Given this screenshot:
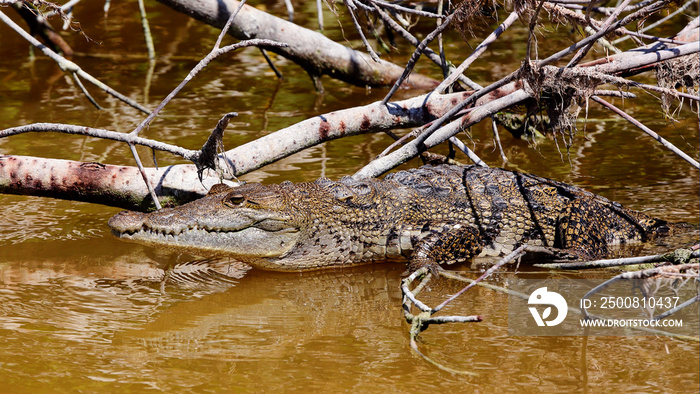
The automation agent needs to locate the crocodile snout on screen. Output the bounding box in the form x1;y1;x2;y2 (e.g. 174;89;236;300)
108;210;147;234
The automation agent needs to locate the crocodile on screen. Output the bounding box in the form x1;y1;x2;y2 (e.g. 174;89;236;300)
108;165;681;271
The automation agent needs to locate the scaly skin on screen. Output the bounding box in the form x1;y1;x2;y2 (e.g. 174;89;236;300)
108;165;677;271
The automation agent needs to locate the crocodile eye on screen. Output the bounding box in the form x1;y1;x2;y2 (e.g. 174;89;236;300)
223;193;245;207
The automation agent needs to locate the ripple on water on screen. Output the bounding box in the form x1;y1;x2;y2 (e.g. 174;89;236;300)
0;196;110;245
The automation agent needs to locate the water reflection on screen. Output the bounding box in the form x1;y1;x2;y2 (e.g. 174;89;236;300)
0;242;697;391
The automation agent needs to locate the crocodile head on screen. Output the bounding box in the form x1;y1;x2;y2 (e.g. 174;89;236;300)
108;183;305;263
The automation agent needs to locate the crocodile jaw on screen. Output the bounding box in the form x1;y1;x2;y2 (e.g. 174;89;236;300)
108;210;301;258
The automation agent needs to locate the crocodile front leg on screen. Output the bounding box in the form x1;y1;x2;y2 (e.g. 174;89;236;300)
408;223;483;272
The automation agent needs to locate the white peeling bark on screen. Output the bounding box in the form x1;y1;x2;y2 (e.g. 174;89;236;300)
0;91;477;209
156;0;439;89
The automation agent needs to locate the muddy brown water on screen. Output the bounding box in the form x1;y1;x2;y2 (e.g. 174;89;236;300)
0;1;698;392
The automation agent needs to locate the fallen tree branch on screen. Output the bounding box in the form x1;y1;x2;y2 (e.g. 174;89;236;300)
354;82;527;178
155;0;438;89
0;90;480;208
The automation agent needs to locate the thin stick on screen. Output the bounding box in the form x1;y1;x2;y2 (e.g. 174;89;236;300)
214;0;246;50
0;10;150;114
130;37;286;136
436;0;447;78
70;73;102;110
137;0;156;60
345;0;380;62
370;0;442;18
567;0;633;67
448;136;488;167
260;48;283;79
535;249;699;269
0;123;199;159
491;119;508;163
283;0;294;21
612;0;696;45
372;5;479;89
316;0;324;32
401;269;433;313
436;11;519;93
432;245;531;313
592;96;700;169
129;144;161;209
381;11;457;105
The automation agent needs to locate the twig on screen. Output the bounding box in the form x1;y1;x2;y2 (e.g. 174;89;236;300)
612;0;696;45
283;0;294;22
260;48;283;79
448;136;488;167
129;39;285;137
381;11;457;105
70;73;102;110
567;0;633;67
535;248;699;269
137;0;156;60
432;245;532;313
345;0;380;62
372;4;479;89
592;90;636;98
525;0;547;62
129;144;161;209
316;0;324;32
0;9;150;114
0;123;199;159
553;0;657;15
401;268;433;313
436;11;519;93
436;0;447;78
491;119;508;163
369;0;443;18
591;96;700;169
539;0;671;67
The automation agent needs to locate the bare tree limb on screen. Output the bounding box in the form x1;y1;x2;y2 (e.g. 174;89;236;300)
155;0;438;89
0;91;479;208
